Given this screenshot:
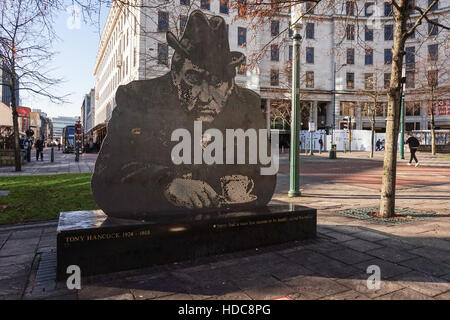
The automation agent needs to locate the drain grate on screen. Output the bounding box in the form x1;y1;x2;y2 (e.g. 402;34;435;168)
336;207;433;225
33;250;57;294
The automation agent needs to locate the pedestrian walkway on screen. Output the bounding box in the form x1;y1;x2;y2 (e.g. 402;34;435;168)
0;209;448;300
0;148;96;176
0;149;448;300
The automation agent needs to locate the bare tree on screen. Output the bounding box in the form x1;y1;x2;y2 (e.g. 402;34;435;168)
379;0;449;217
0;0;71;171
415;40;449;155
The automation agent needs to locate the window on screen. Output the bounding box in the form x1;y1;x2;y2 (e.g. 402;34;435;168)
180;15;187;31
384;25;393;40
346;25;355;40
406;23;415;38
238;27;247;46
201;0;210;10
306;47;314;64
384;2;393;16
158;43;168;65
406;102;421;116
180;0;190;5
220;0;229;14
158;12;169;32
365;48;373;65
384;49;392;64
365;26;373;41
384;73;391;88
347;48;355;64
289;45;293;61
361;102;383;117
305;1;314;13
346;1;355;16
427;70;438;87
271;21;280;37
428;20;438;35
429;0;438;11
409;0;416;14
288;27;294;38
406;71;415;88
271;45;279;61
270;69;279;86
428;44;438;61
346;72;355;89
365;2;374;16
405;46;415;70
306;71;314;88
365;73;374;90
340;101;356;116
306;23;314;39
237;57;247;75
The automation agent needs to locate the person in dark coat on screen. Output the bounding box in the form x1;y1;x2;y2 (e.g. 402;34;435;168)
91;11;277;220
35;138;44;161
405;133;420;166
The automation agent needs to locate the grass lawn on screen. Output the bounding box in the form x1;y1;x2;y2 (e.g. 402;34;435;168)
0;173;98;225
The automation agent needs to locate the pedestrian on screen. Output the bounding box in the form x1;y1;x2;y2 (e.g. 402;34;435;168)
319;138;323;151
23;138;28;160
26;138;32;162
375;139;381;151
405;133;420;167
58;140;61;151
35;138;44;161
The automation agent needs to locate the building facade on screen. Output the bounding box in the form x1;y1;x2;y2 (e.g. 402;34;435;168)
52;116;78;140
93;0;450;145
0;62;20;107
284;0;450;134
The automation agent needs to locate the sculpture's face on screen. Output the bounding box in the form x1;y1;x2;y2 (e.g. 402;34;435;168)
173;59;233;122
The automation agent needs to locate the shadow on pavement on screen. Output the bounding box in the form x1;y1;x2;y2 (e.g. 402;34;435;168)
70;224;450;300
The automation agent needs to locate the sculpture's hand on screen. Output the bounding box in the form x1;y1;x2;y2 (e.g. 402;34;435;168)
164;178;220;209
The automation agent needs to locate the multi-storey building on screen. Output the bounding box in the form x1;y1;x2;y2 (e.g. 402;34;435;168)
52;116;78;140
81;89;95;134
93;0;449;146
0;62;20;107
285;0;449;134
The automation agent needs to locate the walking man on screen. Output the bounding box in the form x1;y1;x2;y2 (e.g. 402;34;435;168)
35;138;44;161
405;133;420;167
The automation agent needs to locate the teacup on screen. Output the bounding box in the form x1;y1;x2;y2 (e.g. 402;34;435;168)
220;175;256;204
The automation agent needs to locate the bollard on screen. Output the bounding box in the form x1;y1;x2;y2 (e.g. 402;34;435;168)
51;147;54;162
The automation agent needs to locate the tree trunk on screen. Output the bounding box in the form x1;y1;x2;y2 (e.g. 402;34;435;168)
379;1;408;218
11;88;22;172
10;44;21;172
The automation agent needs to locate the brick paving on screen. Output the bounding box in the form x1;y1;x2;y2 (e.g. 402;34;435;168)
0;149;449;300
0;148;96;176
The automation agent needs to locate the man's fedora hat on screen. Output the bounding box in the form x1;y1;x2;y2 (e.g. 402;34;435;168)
167;10;245;80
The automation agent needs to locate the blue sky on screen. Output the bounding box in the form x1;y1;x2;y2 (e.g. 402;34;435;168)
21;4;108;118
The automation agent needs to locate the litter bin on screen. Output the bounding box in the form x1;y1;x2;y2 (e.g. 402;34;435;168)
329;144;337;159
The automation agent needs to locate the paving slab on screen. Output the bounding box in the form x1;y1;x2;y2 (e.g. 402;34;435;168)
399;257;450;277
376;288;434;300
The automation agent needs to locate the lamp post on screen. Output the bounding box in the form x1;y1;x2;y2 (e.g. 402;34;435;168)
288;32;302;198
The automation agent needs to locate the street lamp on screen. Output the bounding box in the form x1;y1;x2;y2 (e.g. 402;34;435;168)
288;31;302;198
